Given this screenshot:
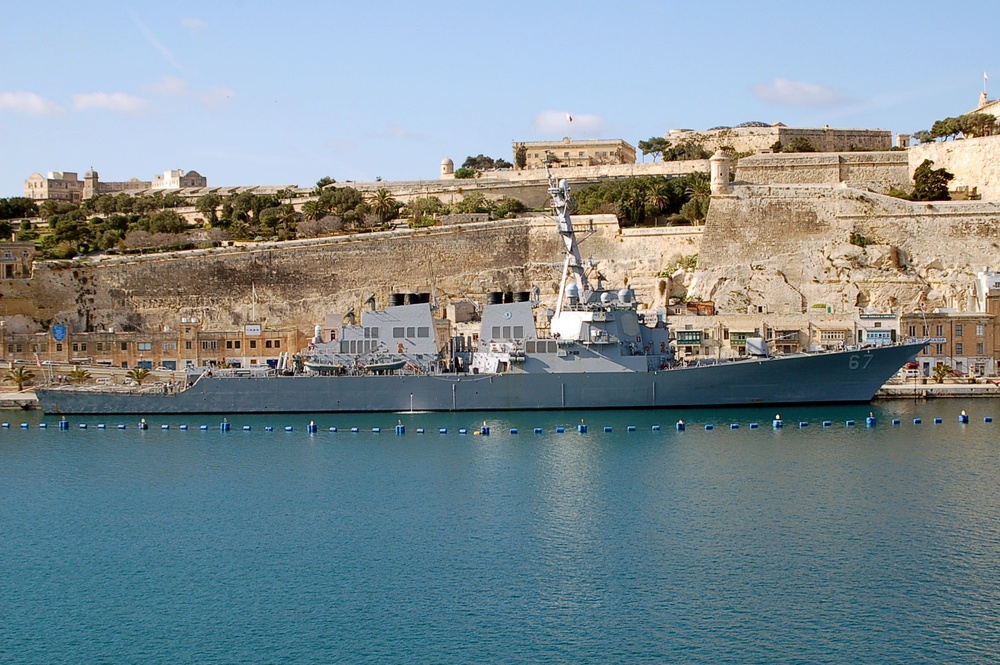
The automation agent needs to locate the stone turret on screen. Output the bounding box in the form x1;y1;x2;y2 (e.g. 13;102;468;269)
709;150;733;195
440;157;455;180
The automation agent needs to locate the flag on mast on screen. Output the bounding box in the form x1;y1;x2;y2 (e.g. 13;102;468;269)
566;113;573;123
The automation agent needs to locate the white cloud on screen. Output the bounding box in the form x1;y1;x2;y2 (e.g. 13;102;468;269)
181;17;207;32
750;78;850;107
146;75;190;96
532;110;607;134
0;91;63;116
72;92;149;113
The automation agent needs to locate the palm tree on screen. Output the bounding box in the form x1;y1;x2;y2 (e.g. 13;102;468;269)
4;366;36;391
67;367;92;384
126;367;151;386
367;188;397;224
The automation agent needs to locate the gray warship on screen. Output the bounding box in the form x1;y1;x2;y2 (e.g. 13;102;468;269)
37;172;926;415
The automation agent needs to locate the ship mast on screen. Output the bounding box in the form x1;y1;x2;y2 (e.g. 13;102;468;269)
547;167;589;316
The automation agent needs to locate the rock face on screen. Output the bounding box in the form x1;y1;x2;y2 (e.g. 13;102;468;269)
695;184;1000;314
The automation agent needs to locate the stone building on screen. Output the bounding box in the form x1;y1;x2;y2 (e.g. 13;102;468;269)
666;123;892;155
23;171;84;203
82;168;150;199
0;242;35;279
515;138;636;170
152;169;207;190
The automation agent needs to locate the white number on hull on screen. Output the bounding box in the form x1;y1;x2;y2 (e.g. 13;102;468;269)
848;354;873;370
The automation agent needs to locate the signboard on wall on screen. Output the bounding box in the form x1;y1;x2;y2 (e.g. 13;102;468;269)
245;324;262;337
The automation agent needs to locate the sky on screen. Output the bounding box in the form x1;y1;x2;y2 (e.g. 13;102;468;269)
0;0;996;198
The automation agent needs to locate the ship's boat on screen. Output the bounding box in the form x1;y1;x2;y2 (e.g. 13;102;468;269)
36;170;926;415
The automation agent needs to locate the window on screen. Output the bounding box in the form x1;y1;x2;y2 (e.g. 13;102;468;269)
265;340;272;349
56;343;62;352
977;342;985;355
502;326;511;339
908;325;916;337
513;326;524;338
406;327;415;338
936;344;944;354
956;324;963;336
97;342;104;352
273;340;280;348
202;341;217;351
121;342;128;351
137;342;152;352
370;327;379;339
955;343;964;355
249;340;257;349
185;341;192;350
417;327;429;338
393;327;404;338
72;343;79;352
492;326;501;339
936;325;943;336
977;325;985;337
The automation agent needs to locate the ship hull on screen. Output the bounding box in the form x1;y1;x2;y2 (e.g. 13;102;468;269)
36;343;924;415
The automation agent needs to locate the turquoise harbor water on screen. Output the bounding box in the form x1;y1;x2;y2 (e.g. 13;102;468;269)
2;399;1000;664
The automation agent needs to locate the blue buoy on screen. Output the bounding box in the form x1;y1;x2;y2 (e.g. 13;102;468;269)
799;421;808;428
286;426;294;432
308;421;318;433
79;423;87;429
651;425;661;431
959;411;969;424
39;423;47;429
933;417;942;424
845;420;856;427
97;424;106;429
351;427;359;433
892;419;900;425
604;426;613;432
822;421;832;427
200;425;208;430
704;424;714;430
265;426;273;432
139;419;148;430
416;428;425;434
481;425;491;436
866;417;876;428
772;419;783;429
395;424;405;435
730;423;739;430
676;421;686;431
118;424;127;429
220;422;230;431
627;425;636;432
749;422;759;429
913;418;922;424
372;427;380;433
1;422;8;428
160;424;169;430
509;428;518;434
985;416;993;423
459;428;467;435
20;423;28;429
577;424;586;433
534;428;543;434
243;425;251;431
179;425;188;430
59;420;69;430
329;427;337;432
439;428;447;434
556;427;565;433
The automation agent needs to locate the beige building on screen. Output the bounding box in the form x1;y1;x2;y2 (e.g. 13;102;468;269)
515;138;636;170
24;171;84;203
666;123;892;155
82;168;150;199
152;169;207;190
0;242;35;279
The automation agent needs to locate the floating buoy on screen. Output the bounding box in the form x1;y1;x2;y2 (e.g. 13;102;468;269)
676;420;686;432
39;423;47;429
627;425;636;432
1;422;8;428
845;420;856;427
439;428;447;434
651;425;661;431
161;424;170;430
416;428;425;434
985;416;993;423
913;418;922;425
933;417;942;424
459;428;467;435
749;422;759;429
59;420;69;430
799;421;808;428
329;427;337;432
822;421;832;428
604;426;613;432
200;425;208;430
79;423;87;429
243;425;252;431
97;424;106;429
534;428;543;434
220;421;230;431
704;424;714;430
959;410;969;424
509;428;518;434
265;426;273;432
556;427;565;433
395;424;405;435
20;423;28;429
179;425;188;430
729;423;739;430
118;424;127;430
286;426;294;432
892;419;900;425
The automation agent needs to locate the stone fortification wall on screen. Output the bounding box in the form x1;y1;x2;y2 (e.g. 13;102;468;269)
8;216;703;335
908;135;1000;201
696;184;1000;315
669;126;891;154
736;152;910;192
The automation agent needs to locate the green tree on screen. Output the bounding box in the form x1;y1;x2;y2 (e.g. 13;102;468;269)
784;137;817;153
367;188;398;223
932;363;953;384
196;193;222;226
0;197;38;220
911;130;932;144
4;366;35;391
314;176;336;195
67;367;92;384
514;143;527;170
638;136;671;161
912;159;953;201
126;367;151;386
454;167;476;179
